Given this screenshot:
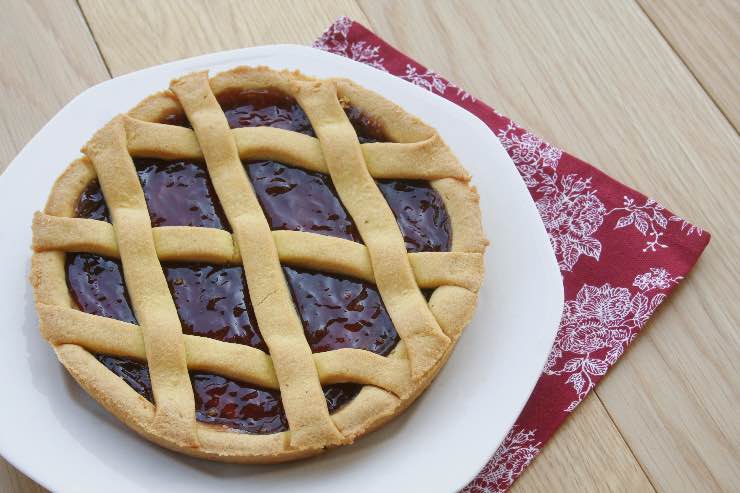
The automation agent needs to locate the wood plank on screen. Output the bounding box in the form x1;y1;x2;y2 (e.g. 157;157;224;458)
0;0;109;170
638;0;740;129
512;394;655;492
78;0;369;75
599;313;740;492
359;0;740;491
0;459;45;493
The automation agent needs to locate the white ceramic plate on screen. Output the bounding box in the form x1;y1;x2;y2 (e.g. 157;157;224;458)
0;45;562;493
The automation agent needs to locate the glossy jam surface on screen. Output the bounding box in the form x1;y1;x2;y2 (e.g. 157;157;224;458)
77;180;110;222
284;267;399;355
164;264;265;351
66;91;454;432
72;167;282;432
66;252;289;433
97;356;153;401
285;266;400;411
67;253;136;324
192;373;288;433
137;159;229;229
324;383;363;413
220;90;450;250
343;104;451;252
219;89;360;243
76;159;228;230
377;180;451;252
247;160;361;242
344;106;387;144
219;89;315;136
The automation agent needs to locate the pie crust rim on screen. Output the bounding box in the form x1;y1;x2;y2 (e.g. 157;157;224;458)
30;66;487;462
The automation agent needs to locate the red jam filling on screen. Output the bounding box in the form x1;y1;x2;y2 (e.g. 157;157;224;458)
76;181;109;222
97;356;153;402
192;373;288;433
76;159;229;230
283;266;400;410
67;90;450;432
66;252;290;433
247;160;361;242
220;89;315;136
164;264;265;351
376;180;451;252
217;88;451;250
67;253;136;324
137;159;229;229
344;106;387;144
284;267;398;355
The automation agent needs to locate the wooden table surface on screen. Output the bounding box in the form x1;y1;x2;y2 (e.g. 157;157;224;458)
2;1;738;491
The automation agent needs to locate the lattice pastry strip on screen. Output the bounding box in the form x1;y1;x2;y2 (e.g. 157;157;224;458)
30;66;487;462
33;214;484;291
37;304;413;396
171;71;344;448
83;118;198;447
294;80;451;379
123;116;469;180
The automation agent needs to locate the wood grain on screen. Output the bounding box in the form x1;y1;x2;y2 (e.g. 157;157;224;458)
360;1;740;491
1;0;739;491
0;0;108;169
0;459;45;493
512;394;655;492
638;0;740;130
78;0;369;75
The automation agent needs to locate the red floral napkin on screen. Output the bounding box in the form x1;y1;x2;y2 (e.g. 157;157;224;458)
314;17;710;492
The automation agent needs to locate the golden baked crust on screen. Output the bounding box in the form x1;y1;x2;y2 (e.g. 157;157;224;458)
30;66;488;462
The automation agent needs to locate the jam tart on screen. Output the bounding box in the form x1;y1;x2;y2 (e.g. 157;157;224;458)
30;66;487;462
